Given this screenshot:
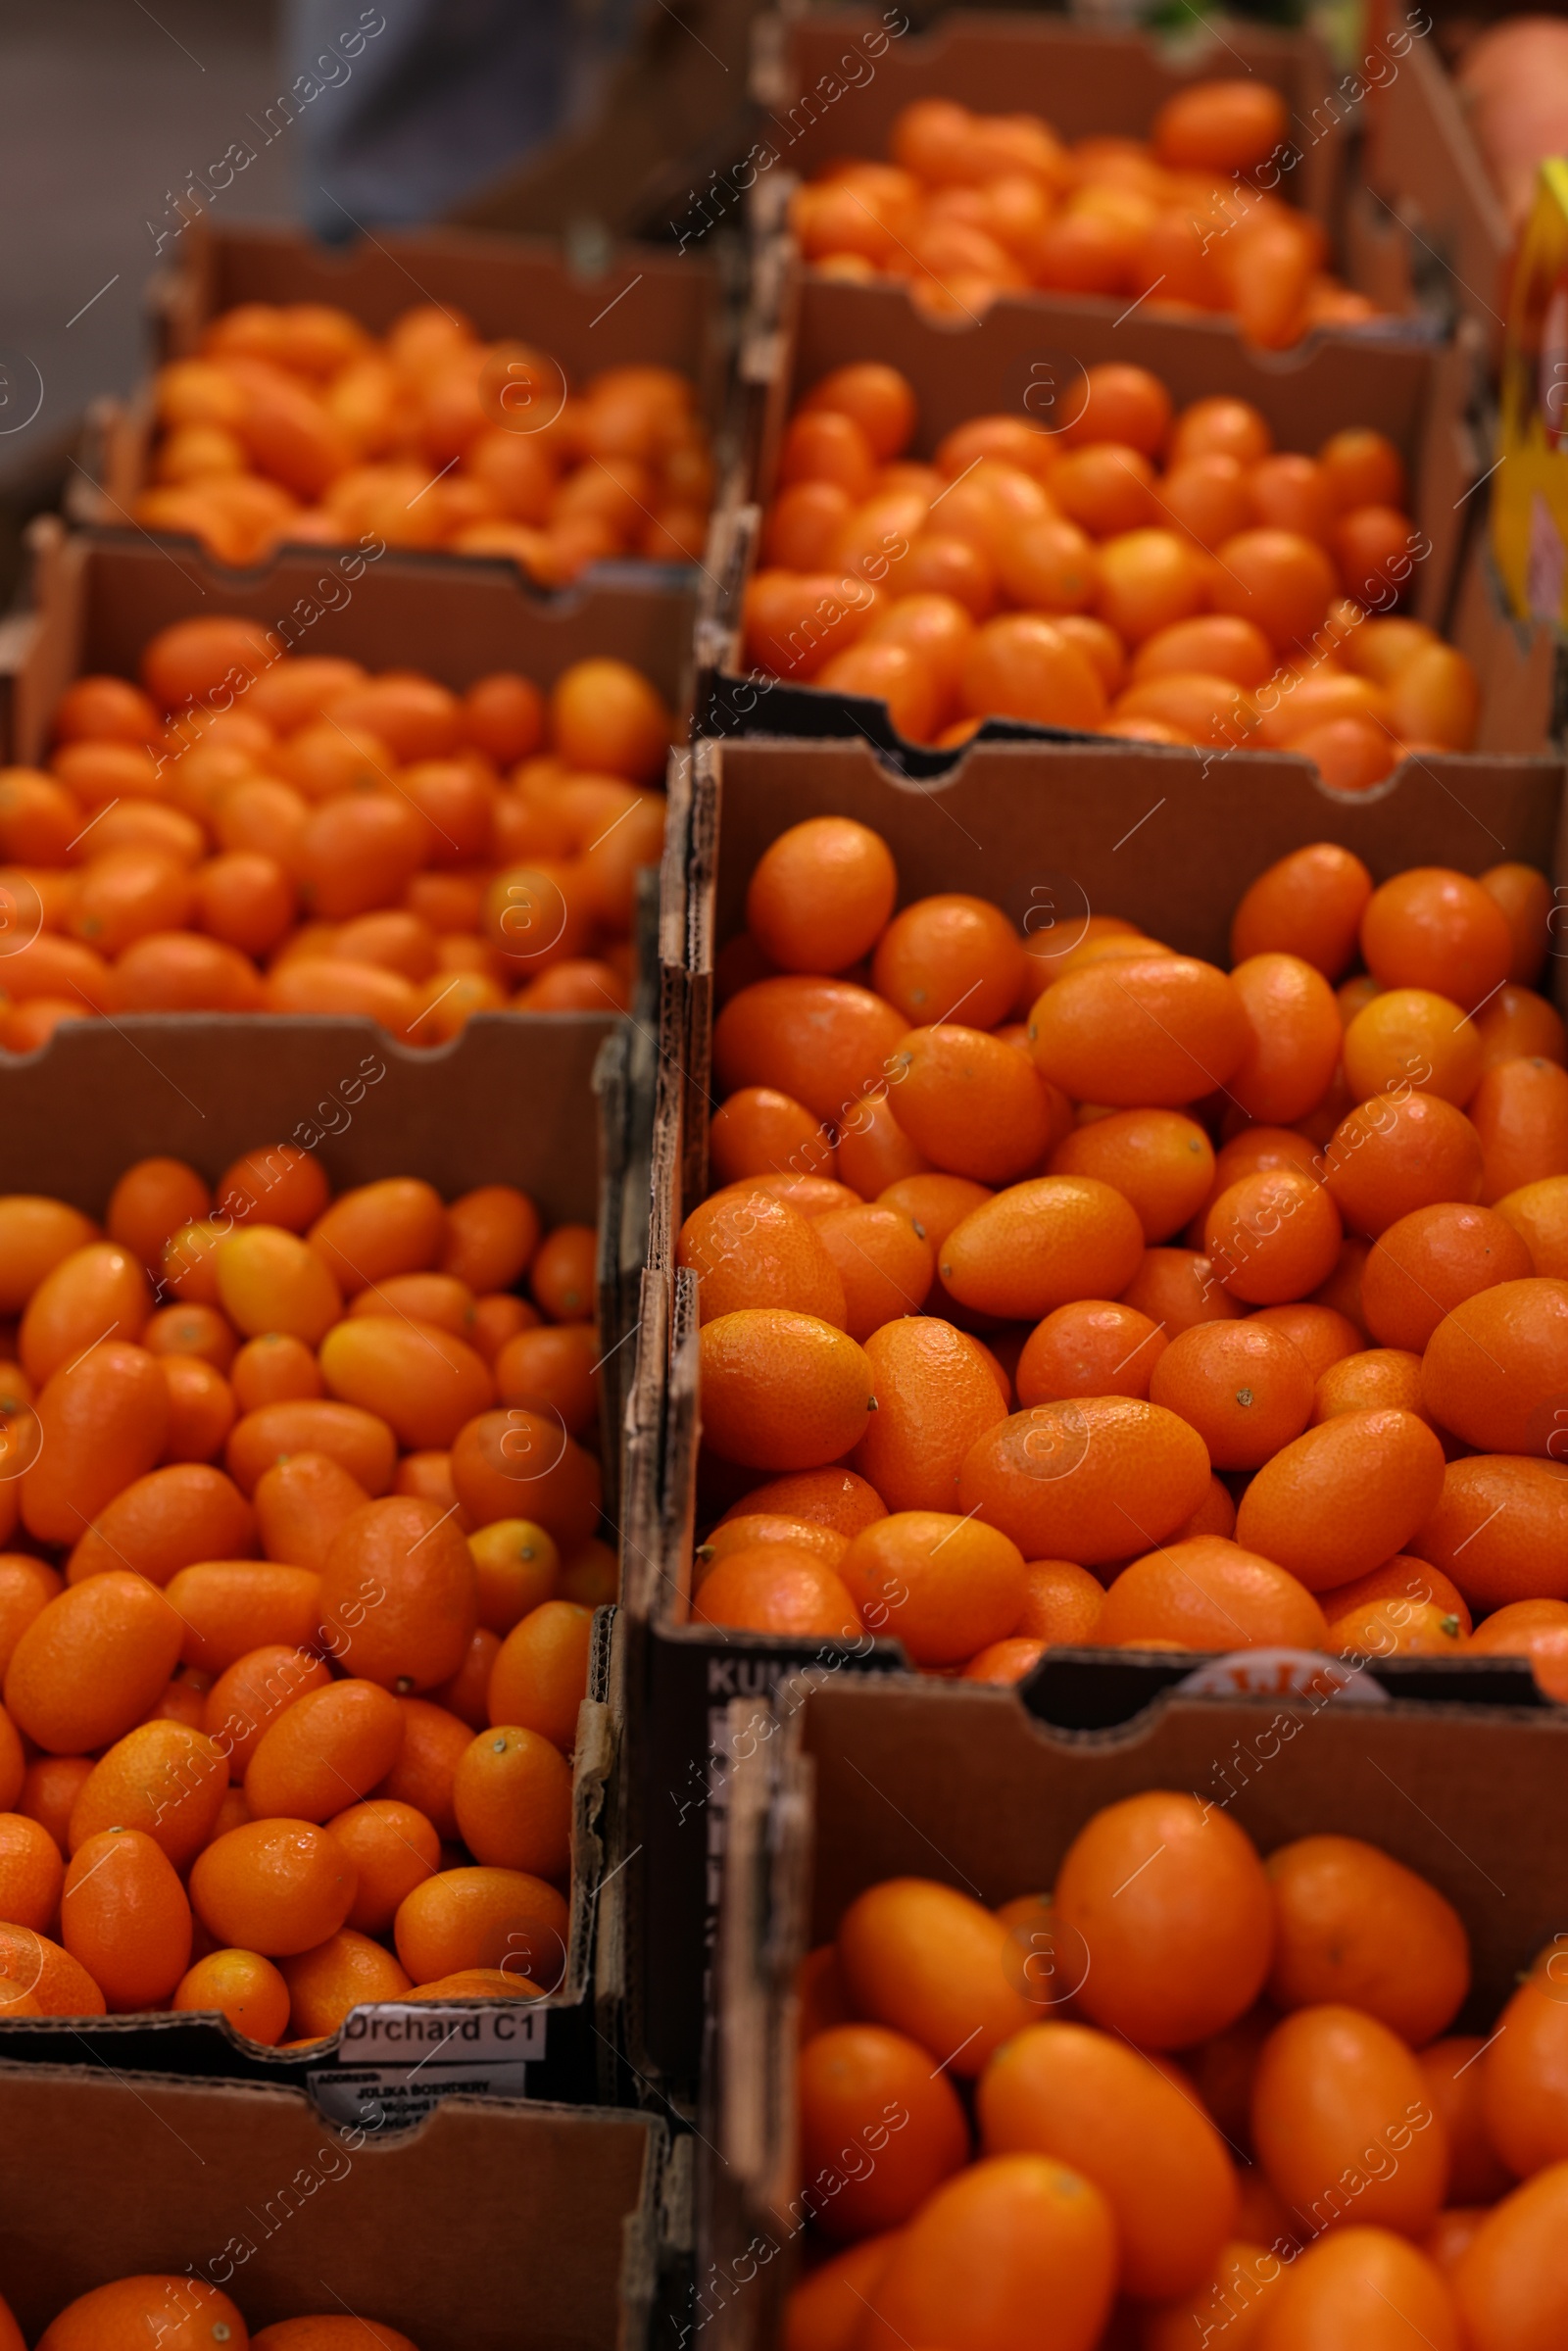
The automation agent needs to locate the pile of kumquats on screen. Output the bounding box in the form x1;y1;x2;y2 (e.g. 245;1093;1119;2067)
743;360;1475;785
2;2280;420;2350
684;817;1568;1693
0;615;672;1051
791;86;1382;347
0;1144;612;2034
135;298;713;577
786;1796;1568;2348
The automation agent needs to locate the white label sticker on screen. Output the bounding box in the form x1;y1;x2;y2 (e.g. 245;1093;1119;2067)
308;2005;547;2128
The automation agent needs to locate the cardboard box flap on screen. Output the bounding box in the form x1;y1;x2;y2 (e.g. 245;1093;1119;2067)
0;2065;664;2351
10;520;697;765
762;7;1345;223
704;734;1563;971
796;1678;1568;2025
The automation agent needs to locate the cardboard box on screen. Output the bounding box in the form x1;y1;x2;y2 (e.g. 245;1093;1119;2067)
704;1673;1568;2350
1363;13;1514;357
618;724;1565;2093
0;553;650;2090
0;2062;671;2349
69;217;730;584
701;214;1484;757
753;8;1348;238
0;517;675;1497
0;994;632;2104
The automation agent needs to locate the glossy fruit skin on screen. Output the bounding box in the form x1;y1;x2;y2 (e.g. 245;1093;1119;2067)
189;1818;358;1956
958;1396;1210;1565
699;1310;876;1471
67;1459;256;1588
1251;2006;1449;2240
1203;1168;1343;1305
852;1316;1006;1511
679;1188;848;1327
452;1723;572;1878
318;1314;494;1448
326;1798;441;1935
61;1826;192;2010
280;1925;412;2037
714;976;907;1126
1422;1279;1568;1454
37;2276;251;2351
317;1494;477;1693
486;1599;593;1752
692;1544;862;1638
1030;955;1248;1106
1481;1972;1568;2177
226;1399;397;1497
1453;2161;1568;2351
858;2152;1117;2351
1410;1456;1568;1609
1015;1299;1168;1405
978;2020;1239;2297
1419;2037;1515;2206
800;2022;971;2239
245;1678;406;1822
1149;1320;1314;1468
889;1023;1054;1183
21;1341;169;1545
68;1718;227;1866
939;1177;1145;1320
1049;1108;1215;1243
1266;1836;1471;2045
746;816;899;973
4;1571;183;1753
392;1863;569;1987
838;1878;1033;2077
1362;1203;1534;1351
1097;1537;1330;1652
838;1511;1026;1665
449;1407;601;1551
172;1945;292;2045
1054;1789;1272;2048
1234;1408;1447;1591
1323;1091;1485;1237
1260;2227;1461;2351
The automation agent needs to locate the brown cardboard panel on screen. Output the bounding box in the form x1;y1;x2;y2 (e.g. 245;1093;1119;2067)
701;1675;1568;2351
766;270;1438;498
161;220;726;395
0;2066;662;2350
760;8;1346;225
9;520;697;767
0;1010;612;1223
705;733;1562;973
1365;27;1513;355
799;1679;1568;2021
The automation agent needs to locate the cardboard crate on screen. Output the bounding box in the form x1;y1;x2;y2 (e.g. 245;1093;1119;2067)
1361;14;1514;359
617;723;1566;2094
70;217;732;589
0;538;656;2093
701;233;1481;759
703;1672;1568;2350
0;992;637;2107
0;518;680;1483
0;2062;673;2349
